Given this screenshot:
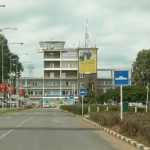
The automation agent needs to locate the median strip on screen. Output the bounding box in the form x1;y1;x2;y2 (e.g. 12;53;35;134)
82;117;150;150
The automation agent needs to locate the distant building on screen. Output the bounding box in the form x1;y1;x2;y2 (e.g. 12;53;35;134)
0;40;131;104
18;41;98;104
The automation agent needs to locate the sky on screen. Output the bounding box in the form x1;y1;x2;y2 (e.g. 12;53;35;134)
0;0;150;77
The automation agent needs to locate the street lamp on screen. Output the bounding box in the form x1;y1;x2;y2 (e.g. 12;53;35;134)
146;83;149;112
9;57;15;85
1;42;23;82
0;28;17;32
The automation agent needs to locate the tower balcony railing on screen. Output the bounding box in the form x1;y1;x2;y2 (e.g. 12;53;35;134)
44;67;78;71
44;76;78;79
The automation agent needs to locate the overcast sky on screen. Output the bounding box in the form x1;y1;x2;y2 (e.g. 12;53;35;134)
0;0;150;77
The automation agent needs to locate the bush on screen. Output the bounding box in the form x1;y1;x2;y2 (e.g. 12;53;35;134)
24;105;33;109
60;104;150;146
89;112;150;146
120;113;150;136
60;104;88;115
139;125;150;145
129;106;145;112
90;112;120;127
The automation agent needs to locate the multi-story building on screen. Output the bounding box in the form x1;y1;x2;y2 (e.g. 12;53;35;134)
0;40;132;106
18;41;98;104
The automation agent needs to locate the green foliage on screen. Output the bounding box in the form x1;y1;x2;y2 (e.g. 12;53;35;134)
96;85;147;103
123;86;147;102
128;106;145;112
85;77;96;103
24;105;33;109
60;104;88;115
60;104;124;116
132;49;150;86
96;87;120;104
0;34;23;82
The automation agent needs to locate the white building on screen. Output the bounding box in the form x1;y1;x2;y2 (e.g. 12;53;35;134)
18;41;98;104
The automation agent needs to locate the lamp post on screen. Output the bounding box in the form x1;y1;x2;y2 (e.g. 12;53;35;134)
0;28;17;33
146;82;149;112
9;57;15;85
1;42;23;82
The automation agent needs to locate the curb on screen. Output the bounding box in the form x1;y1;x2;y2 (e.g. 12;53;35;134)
82;117;150;150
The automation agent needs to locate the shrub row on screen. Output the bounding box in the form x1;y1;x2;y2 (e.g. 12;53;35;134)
60;104;150;146
60;104;150;115
90;112;120;127
0;105;34;114
0;108;23;114
90;112;150;146
60;104;88;115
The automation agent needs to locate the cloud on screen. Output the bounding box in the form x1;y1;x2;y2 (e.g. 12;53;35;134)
0;0;150;77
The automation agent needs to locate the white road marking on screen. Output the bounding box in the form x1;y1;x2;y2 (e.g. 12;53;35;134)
0;116;34;139
5;117;11;119
0;130;13;139
16;116;34;127
53;120;63;123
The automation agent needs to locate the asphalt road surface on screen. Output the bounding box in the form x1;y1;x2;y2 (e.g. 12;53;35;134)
0;108;137;150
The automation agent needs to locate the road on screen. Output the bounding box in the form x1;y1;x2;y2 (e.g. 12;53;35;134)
0;108;137;150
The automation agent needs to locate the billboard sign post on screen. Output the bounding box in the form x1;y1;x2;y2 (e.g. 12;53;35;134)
114;70;129;121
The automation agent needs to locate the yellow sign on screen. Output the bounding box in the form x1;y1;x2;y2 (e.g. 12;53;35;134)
79;49;96;73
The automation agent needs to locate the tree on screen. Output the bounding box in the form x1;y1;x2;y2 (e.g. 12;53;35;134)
96;86;147;103
85;77;96;103
0;34;24;83
132;49;150;86
96;87;120;104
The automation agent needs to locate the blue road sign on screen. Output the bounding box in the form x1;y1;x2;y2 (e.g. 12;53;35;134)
80;87;87;96
69;94;74;99
114;70;129;85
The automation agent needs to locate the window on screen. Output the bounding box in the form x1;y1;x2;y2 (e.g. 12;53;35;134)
80;73;85;78
62;73;66;78
66;81;69;86
50;72;54;78
50;63;54;68
62;91;65;95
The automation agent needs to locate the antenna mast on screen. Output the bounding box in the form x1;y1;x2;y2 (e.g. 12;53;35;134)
85;19;89;48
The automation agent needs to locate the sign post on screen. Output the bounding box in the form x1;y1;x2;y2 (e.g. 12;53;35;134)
82;95;84;116
80;87;87;116
114;70;129;121
120;85;123;121
146;83;149;113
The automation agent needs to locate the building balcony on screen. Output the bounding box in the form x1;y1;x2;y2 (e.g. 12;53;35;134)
44;58;60;61
61;59;78;61
44;68;60;71
61;68;78;70
61;76;78;79
44;67;78;70
43;76;78;79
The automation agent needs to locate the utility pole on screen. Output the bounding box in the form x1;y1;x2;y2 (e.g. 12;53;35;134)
146;82;149;112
